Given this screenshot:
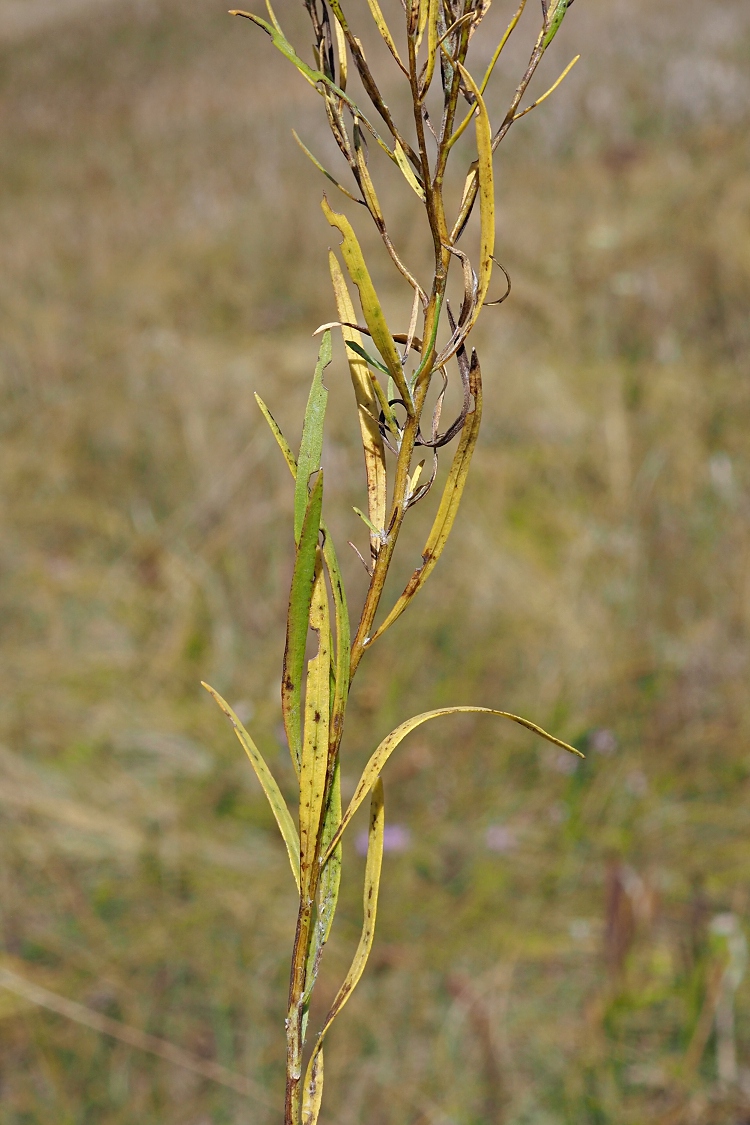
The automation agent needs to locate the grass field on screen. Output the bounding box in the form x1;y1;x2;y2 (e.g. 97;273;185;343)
1;1;750;1121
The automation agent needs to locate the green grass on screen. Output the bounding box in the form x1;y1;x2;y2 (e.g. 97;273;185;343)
1;0;750;1121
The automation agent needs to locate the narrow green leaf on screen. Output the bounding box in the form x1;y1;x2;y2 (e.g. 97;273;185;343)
323;710;580;863
353;507;381;537
345;340;390;376
543;0;571;48
299;556;331;882
304;780;384;1089
295;332;331;545
254;394;351;734
283;472;324;776
202;683;301;890
322;196;413;411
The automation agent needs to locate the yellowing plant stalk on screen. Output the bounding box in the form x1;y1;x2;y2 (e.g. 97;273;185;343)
206;1;581;1121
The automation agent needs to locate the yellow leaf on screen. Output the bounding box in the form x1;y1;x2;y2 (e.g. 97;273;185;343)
302;1049;324;1125
324;710;580;863
394;141;426;202
202;684;301;890
299;554;331;884
329;253;387;545
322;196;413;411
457;64;494;314
369;350;482;641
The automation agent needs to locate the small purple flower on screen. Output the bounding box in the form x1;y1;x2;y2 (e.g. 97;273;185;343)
356;824;411;856
485;824;517;854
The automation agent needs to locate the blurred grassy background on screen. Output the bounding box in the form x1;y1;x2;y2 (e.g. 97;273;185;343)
1;0;750;1121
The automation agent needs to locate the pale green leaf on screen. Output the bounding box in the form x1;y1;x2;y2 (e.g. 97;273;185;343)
254;394;297;478
345;340;390;376
304;780;384;1088
295;332;331;545
283;472;324;776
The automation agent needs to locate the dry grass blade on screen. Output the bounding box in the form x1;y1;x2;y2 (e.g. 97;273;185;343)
0;967;273;1106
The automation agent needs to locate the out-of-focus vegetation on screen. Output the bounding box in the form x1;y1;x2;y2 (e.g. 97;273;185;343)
1;0;750;1121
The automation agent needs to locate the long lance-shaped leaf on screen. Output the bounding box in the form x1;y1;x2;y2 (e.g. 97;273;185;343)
369;350;482;645
254;396;351;738
323;712;580;864
304;780;384;1101
420;0;440;98
543;0;572;48
329;252;386;545
283;472;324;777
299;555;331;884
395;140;426;201
295;332;332;544
302;763;342;1047
353;122;385;228
292;131;362;204
202;684;300;890
456;64;494;318
254;393;297;476
322;196;413;411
